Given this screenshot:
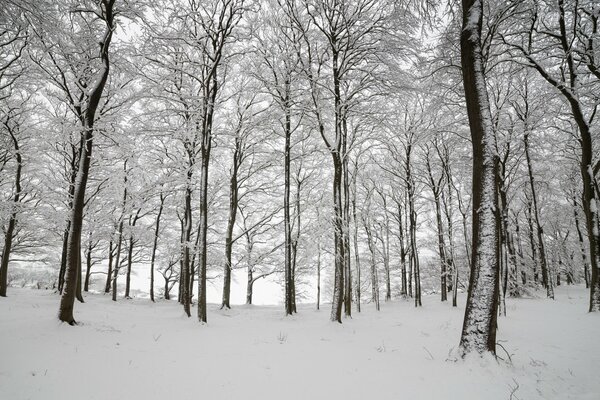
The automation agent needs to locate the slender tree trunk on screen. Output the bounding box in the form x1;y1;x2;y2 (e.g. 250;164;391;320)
458;0;501;355
524;131;553;299
0;129;22;297
342;122;352;316
364;218;379;311
149;193;165;302
515;217;527;285
352;195;361;312
222;135;241;309
316;241;321;310
111;219;124;302
396;201;408;298
407;152;421;307
526;197;539;283
105;239;114;293
434;195;447;302
83;234;93;292
283;94;294;316
573;194;590;288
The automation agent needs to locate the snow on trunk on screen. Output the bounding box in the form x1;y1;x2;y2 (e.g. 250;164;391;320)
458;0;500;355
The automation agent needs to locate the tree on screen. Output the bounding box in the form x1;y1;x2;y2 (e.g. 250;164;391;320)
458;0;501;355
58;0;116;325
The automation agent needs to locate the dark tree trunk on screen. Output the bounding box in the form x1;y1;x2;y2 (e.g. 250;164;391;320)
363;217;379;311
0;128;22;297
573;194;590;288
83;234;93;292
111;161;128;302
58;144;78;294
181;180;193;316
406;144;421;307
316;241;321;310
458;0;500;355
111;218;124;302
331;156;345;322
58;1;114;324
283;102;293;316
222;134;241;309
104;239;114;293
396;201;408;298
352;190;361;312
524;130;553;298
150;193;165;302
526;197;539;283
124;209;142;299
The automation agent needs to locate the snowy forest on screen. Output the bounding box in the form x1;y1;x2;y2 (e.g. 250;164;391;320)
1;0;599;399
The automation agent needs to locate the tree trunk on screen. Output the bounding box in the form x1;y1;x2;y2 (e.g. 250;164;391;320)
149;193;165;302
514;217;528;285
197;151;210;323
181;182;192;316
396;201;408;298
526;197;539;283
316;241;321;310
111;218;124;302
330;156;345;322
352;195;361;312
222;135;241;309
363;218;379;311
458;0;500;355
58;144;78;294
524;130;554;298
573;194;590;288
83;234;93;292
58;0;114;324
105;239;114;293
0;128;22;297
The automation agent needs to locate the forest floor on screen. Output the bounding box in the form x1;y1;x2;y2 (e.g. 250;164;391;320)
0;285;598;400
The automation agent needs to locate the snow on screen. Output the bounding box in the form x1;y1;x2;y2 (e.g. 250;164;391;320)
1;286;599;400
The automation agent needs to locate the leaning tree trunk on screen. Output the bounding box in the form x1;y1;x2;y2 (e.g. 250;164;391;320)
58;0;114;324
0;128;22;297
458;0;501;355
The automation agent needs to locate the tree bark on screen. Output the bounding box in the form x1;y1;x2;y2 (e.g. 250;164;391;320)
0;126;22;297
524;130;554;298
458;0;500;355
149;193;165;302
104;239;114;293
58;0;114;324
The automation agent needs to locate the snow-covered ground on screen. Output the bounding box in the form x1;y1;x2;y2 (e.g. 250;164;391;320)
1;285;598;400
